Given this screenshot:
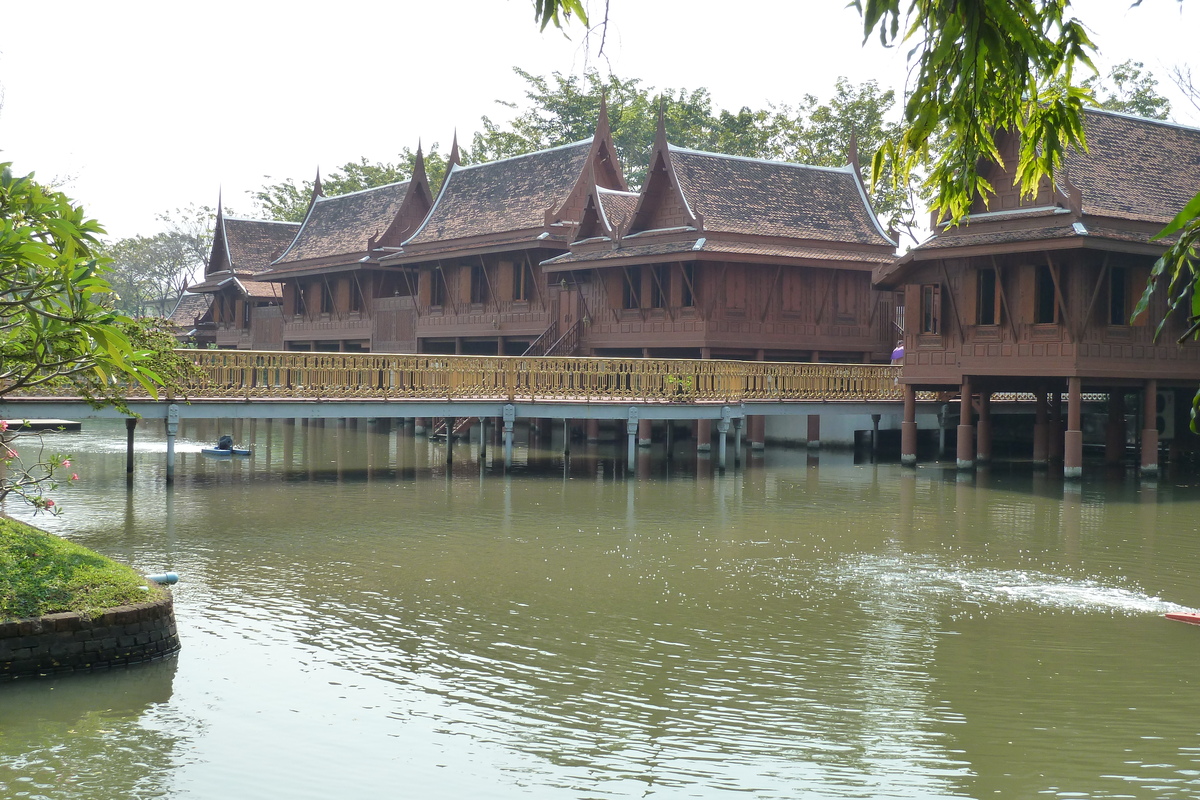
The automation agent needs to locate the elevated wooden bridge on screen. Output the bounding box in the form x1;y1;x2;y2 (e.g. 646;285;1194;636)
1;350;929;479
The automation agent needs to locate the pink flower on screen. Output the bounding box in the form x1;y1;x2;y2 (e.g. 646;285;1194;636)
0;420;7;431
61;459;70;467
70;473;79;481
44;499;54;508
5;449;16;459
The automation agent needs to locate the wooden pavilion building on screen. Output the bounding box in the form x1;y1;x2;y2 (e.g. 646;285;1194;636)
377;107;628;356
540;111;898;445
874;108;1200;475
261;156;434;352
187;203;300;349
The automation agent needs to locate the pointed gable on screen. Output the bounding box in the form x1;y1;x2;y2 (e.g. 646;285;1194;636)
546;96;630;229
575;186;639;243
202;199;300;281
373;145;435;250
626;106;701;236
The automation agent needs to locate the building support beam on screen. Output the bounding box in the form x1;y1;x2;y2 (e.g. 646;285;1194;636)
956;377;975;470
626;407;638;474
1142;380;1159;477
977;392;993;464
807;415;820;450
1064;378;1083;479
1105;392;1125;465
1033;391;1049;464
901;384;917;466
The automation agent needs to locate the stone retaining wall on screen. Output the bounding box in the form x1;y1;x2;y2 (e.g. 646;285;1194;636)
0;594;180;680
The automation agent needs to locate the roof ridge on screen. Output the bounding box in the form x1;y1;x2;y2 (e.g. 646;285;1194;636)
597;186;639;197
224;216;301;226
313;179;412;202
450;137;593;173
1083;106;1200;135
667;144;856;174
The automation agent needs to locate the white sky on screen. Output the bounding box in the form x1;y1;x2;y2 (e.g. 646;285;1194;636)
1;0;1196;240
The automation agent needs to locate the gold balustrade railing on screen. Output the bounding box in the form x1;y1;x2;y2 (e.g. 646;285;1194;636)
172;350;906;403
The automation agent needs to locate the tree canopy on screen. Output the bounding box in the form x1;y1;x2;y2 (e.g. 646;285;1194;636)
1082;59;1171;120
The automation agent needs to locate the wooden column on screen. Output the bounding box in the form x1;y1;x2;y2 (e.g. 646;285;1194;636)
1064;377;1083;479
976;392;993;464
1105;392;1126;464
1049;390;1064;462
1033;391;1049;464
901;384;918;466
637;418;652;448
956;377;975;470
749;415;765;451
806;415;820;450
1141;379;1159;476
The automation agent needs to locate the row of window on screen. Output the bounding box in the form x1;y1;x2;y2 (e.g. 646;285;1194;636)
919;265;1139;334
429;260;536;307
621;264;696;310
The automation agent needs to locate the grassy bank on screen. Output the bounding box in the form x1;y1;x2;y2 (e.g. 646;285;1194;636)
0;517;164;621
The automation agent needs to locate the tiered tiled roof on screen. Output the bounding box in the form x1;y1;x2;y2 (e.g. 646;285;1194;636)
1065;109;1200;224
191;212;299;293
545;133;895;270
400;140;594;254
876;109;1200;286
272;180;411;267
667;148;894;245
167;292;211;328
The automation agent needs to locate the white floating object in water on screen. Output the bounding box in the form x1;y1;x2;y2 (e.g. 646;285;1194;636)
146;572;179;585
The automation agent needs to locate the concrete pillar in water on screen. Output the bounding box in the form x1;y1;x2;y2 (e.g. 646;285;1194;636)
479;417;488;459
956;377;975;470
444;417;455;465
414;417;427;436
165;404;179;485
717;410;730;472
125;418;137;474
732;416;743;468
976;392;993;464
871;413;882;459
901;384;918;466
626;407;638;475
1033;391;1049;464
637;418;652;448
1064;377;1084;479
503;405;515;469
1141;379;1159;476
1105;392;1126;464
586;418;600;443
806;415;820;450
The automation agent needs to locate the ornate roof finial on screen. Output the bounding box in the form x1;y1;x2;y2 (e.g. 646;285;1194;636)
312;168;325;201
597;91;611;140
655;96;668;147
847;127;861;177
447;130;462;168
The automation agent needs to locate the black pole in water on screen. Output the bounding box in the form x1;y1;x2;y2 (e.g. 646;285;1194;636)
125;418;137;474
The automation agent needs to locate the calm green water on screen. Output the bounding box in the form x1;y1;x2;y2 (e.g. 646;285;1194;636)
3;419;1200;799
